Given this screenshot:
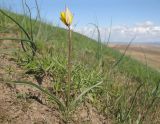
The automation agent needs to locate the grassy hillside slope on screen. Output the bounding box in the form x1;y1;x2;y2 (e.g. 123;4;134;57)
0;10;160;123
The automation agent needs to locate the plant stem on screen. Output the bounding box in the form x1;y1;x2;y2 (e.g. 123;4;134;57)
67;26;72;107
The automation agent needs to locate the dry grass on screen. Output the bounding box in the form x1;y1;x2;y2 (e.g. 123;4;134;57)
109;43;160;71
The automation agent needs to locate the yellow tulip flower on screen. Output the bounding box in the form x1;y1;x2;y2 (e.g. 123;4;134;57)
60;7;73;27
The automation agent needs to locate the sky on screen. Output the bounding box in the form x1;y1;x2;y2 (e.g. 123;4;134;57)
0;0;160;43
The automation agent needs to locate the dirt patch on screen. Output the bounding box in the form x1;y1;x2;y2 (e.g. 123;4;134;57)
0;83;61;124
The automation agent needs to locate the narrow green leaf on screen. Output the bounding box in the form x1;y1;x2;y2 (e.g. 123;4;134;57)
1;80;66;111
0;9;31;40
71;81;103;107
0;37;33;43
0;37;36;56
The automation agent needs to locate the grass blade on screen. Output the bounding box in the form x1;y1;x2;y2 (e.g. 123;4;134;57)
71;81;103;107
0;37;33;43
0;9;37;56
0;37;36;55
0;79;66;111
0;9;31;40
112;36;136;68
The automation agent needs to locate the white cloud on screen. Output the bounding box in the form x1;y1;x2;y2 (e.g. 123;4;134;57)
135;21;154;27
75;21;160;43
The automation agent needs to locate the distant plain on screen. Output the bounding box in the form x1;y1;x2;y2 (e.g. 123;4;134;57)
109;43;160;71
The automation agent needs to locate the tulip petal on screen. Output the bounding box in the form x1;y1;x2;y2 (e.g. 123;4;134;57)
60;12;67;25
66;8;73;25
61;12;65;20
60;7;73;26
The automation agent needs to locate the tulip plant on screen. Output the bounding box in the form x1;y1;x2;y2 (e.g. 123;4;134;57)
1;6;102;122
60;7;73;107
